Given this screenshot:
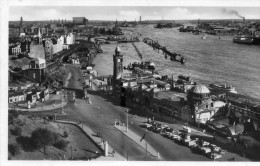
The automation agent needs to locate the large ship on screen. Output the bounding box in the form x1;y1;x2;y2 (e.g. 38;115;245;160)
154;23;182;29
209;83;238;94
233;36;253;45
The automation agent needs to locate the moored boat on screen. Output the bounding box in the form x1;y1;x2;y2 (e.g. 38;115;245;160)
209;83;238;94
233;36;253;45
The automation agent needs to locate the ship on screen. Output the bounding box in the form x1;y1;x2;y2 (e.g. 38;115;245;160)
154;23;164;29
170;53;185;64
155;23;183;29
209;83;238;94
233;36;253;45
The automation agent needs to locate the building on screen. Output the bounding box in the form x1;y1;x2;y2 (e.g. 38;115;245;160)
64;32;75;45
11;45;21;55
20;38;31;54
113;45;123;90
43;38;53;62
24;58;46;83
73;17;88;25
9;91;26;103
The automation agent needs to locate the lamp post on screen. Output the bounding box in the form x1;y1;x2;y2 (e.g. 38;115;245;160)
126;108;129;132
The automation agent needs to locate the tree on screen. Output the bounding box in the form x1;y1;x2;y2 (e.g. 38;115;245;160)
31;128;55;154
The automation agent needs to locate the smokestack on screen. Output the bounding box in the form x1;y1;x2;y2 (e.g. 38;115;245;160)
243;17;245;23
140;16;141;22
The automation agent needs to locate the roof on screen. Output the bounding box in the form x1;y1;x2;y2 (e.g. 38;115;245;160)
190;84;210;94
212;101;226;108
32;57;46;64
115;45;121;52
156;91;187;101
9;91;25;97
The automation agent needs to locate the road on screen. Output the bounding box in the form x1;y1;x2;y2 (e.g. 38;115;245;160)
61;65;211;161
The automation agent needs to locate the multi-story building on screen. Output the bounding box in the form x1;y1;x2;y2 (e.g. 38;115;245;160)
73;17;88;25
23;58;46;83
43;38;53;62
11;45;21;55
64;32;75;45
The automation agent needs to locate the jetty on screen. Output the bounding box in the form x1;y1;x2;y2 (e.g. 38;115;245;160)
132;42;143;59
143;37;185;64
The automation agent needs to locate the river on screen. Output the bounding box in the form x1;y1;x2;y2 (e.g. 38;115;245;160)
94;24;260;100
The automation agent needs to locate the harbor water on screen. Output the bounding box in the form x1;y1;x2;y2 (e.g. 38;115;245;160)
94;24;260;100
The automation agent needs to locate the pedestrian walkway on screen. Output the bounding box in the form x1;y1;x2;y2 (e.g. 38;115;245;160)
114;124;160;160
55;119;126;161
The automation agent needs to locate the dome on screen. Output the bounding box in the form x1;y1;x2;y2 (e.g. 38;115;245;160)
212;101;226;108
191;84;210;94
115;45;121;52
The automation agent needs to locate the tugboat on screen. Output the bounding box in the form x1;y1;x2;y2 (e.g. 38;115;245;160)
170;53;185;64
233;36;253;45
209;83;238;94
154;23;164;29
144;61;155;70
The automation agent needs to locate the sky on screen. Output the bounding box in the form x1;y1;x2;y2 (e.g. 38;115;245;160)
9;6;260;21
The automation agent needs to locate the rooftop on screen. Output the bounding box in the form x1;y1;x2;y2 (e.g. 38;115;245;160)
155;91;187;101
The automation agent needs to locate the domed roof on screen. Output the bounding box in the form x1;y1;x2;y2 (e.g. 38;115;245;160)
191;84;210;94
115;45;121;52
212;101;226;108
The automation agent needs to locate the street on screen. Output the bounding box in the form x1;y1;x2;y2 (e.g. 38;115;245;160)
62;65;211;161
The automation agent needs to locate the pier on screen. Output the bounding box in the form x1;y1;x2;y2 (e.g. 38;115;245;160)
132;42;143;59
143;37;185;64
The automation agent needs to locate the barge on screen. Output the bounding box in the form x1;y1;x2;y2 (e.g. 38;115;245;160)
209;83;238;94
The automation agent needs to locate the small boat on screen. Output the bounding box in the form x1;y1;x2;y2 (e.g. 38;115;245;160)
233;36;253;45
154;23;164;29
202;35;207;40
209;83;238;94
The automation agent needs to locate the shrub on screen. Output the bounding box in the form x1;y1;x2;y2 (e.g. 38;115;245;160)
8;143;21;156
53;139;69;150
52;132;60;144
63;131;68;138
10;110;19;118
12;126;22;136
31;128;55;154
16;136;35;152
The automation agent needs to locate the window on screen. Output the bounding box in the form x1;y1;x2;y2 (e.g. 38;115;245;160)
9;98;12;103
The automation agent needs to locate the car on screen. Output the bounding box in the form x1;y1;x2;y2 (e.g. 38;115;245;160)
186;139;197;147
154;127;162;133
208;153;222;160
200;147;212;155
191;145;203;154
209;144;221;152
141;123;152;128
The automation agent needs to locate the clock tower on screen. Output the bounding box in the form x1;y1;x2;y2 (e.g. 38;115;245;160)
113;45;123;88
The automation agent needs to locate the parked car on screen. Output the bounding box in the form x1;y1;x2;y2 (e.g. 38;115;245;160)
209;144;221;152
207;153;222;160
186;139;197;147
172;135;182;142
142;123;152;128
200;147;212;155
154;126;162;133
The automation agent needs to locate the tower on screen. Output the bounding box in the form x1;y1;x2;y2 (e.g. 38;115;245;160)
19;17;24;35
38;28;42;44
140;16;141;22
113;45;123;88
